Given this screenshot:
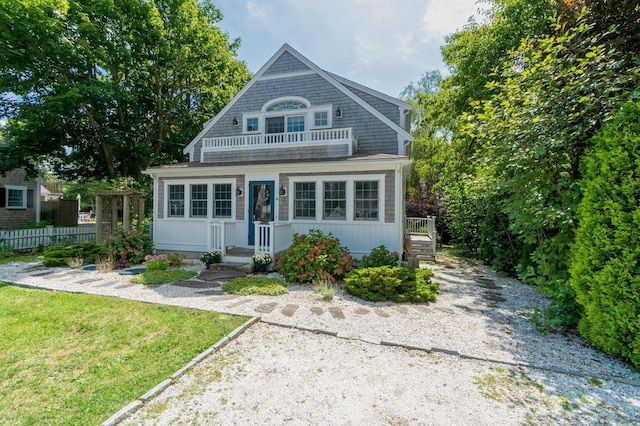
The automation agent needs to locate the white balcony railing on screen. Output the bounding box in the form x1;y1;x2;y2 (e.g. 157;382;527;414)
202;128;358;155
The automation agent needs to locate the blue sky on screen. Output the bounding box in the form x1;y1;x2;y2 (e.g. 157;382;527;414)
213;0;485;98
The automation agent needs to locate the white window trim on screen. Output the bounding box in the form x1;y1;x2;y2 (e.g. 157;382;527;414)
163;179;237;220
288;175;385;223
6;185;27;209
242;99;333;135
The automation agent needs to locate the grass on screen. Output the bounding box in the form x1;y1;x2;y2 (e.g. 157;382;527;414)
130;269;197;285
0;254;42;265
222;276;288;296
0;282;247;425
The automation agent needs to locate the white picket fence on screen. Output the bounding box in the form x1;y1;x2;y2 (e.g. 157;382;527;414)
0;225;97;250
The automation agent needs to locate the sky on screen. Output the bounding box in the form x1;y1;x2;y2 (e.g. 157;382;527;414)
213;0;486;98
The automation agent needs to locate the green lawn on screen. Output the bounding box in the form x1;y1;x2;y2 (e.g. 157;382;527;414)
0;282;247;425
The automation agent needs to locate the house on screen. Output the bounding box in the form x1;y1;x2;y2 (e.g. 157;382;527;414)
143;44;413;261
0;169;41;230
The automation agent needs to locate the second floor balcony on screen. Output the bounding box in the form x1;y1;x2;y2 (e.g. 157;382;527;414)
201;127;359;160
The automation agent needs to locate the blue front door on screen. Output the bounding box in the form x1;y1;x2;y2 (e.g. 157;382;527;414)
248;181;274;245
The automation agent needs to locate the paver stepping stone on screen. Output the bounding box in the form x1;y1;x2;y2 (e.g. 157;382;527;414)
227;298;253;308
75;278;99;284
281;304;299;317
118;267;146;275
353;307;370;315
310;307;324;316
208;295;239;301
483;293;506;302
435;307;455;314
390;305;408;314
116;283;137;289
413;305;432;314
30;271;55;277
196;289;224;296
95;281;117;287
82;264;97;271
328;307;345;319
374;308;390;318
48;274;69;279
255;302;278;313
172;280;221;289
198;270;246;281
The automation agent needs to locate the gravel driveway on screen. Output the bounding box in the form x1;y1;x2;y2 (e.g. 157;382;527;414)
1;257;639;425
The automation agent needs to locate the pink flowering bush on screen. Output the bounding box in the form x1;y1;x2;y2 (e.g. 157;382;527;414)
278;229;353;283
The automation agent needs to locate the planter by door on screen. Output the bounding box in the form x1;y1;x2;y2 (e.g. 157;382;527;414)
248;181;274;246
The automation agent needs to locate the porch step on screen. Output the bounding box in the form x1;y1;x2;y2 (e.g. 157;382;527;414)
209;261;252;273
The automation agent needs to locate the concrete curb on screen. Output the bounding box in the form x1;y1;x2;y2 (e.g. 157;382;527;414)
100;316;260;426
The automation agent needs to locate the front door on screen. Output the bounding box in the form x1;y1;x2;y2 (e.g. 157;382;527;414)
248;181;274;245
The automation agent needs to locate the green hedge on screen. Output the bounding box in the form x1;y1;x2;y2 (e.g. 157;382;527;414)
570;97;640;369
344;266;438;303
42;242;102;267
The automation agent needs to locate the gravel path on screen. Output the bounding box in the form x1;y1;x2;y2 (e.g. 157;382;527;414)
1;257;639;425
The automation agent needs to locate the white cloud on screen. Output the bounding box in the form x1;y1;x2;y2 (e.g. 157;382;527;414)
421;0;484;43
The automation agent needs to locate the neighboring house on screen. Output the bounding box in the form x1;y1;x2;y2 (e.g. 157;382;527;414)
0;169;41;230
143;44;413;261
40;181;64;202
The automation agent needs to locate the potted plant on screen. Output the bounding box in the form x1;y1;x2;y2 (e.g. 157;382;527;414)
252;253;272;273
200;251;221;269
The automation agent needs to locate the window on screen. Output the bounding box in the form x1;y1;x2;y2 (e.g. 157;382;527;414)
267;101;306;111
266;117;285;134
287;115;305;133
246;117;259;132
323;181;346;220
354;181;378;221
5;186;27;209
294;182;316;219
168;185;185;217
213;184;232;218
190;184;208;217
314;111;328;127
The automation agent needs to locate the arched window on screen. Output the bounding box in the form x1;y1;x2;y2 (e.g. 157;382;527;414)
266;101;306;111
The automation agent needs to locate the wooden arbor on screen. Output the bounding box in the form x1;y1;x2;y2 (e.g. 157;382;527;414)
93;190;146;244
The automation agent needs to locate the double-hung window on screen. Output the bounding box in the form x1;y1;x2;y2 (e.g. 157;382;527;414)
354;181;378;221
168;185;185;217
5;186;27;209
190;184;208;218
314;111;328;127
246;117;259;132
294;182;316;219
323;181;346;220
213;184;232;218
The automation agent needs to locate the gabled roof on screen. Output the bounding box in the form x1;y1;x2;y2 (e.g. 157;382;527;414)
183;43;413;155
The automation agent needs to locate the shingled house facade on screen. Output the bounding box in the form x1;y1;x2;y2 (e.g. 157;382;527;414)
143;44;413;261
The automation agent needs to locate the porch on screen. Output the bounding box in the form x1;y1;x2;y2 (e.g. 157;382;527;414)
206;217;436;265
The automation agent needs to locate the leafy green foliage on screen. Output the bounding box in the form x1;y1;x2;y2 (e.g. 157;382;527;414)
278;230;353;283
42;242;102;267
221;276;288;296
344;267;438;303
0;0;251;180
144;259;168;272
130;269;196;285
360;245;400;268
570;97;640;368
199;251;221;264
102;227;154;267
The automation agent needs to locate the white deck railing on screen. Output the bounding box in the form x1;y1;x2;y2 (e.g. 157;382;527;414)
254;221;293;258
405;217;436;239
0;225;96;251
202;128;358;155
208;221;237;256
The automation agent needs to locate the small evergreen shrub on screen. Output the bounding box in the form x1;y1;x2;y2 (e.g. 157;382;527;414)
360;245;400;268
344;266;438;303
278;229;353;283
144;259;168;272
43;242;102;267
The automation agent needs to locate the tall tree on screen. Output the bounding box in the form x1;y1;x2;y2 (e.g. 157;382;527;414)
0;0;251;180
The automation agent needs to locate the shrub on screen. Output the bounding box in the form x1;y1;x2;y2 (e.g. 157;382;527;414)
570;98;640;369
222;276;288;296
278;230;353;283
101;228;153;266
360;245;400;268
166;252;186;267
144;259;168;272
314;280;336;301
344;266;438;303
43;242;102;267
